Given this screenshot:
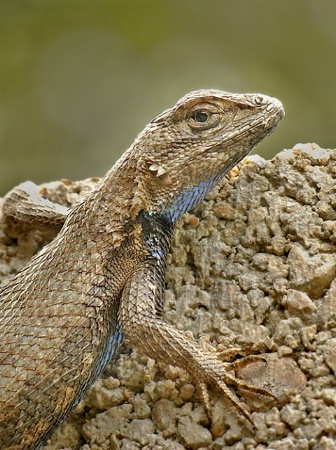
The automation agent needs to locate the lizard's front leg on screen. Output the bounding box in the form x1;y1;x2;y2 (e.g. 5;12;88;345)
118;257;275;424
3;181;68;236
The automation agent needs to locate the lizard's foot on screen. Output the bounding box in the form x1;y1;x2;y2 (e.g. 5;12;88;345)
195;349;277;424
199;336;267;365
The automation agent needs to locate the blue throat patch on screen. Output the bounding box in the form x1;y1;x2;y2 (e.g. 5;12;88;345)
163;175;220;222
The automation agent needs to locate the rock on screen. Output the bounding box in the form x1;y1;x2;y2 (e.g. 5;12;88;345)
2;144;336;449
177;416;212;449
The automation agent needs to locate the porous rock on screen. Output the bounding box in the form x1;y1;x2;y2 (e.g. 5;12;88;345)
1;144;335;449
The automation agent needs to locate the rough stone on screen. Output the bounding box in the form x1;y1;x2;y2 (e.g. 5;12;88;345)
177;416;213;449
1;144;336;449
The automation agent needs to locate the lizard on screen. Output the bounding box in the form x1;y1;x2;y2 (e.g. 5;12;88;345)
0;89;284;449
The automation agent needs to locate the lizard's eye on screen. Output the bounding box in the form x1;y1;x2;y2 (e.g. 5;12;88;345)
188;106;220;130
192;110;211;123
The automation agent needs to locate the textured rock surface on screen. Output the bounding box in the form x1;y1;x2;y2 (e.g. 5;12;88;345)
0;143;335;449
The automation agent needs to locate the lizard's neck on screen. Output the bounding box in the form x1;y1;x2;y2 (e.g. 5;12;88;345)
65;148;150;248
65;139;227;246
157;174;221;223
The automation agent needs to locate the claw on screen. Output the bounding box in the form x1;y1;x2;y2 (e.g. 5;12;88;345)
197;381;211;415
215;379;253;425
199;335;217;353
235;380;277;402
194;350;277;426
220;364;277;402
229;354;267;370
197;375;253;424
216;346;243;362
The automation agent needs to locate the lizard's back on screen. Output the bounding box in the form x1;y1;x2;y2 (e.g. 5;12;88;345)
0;225;126;449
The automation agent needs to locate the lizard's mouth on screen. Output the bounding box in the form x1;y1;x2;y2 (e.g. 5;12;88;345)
240;98;285;151
264;98;285;131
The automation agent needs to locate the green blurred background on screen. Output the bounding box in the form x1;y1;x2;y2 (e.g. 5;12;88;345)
1;0;335;195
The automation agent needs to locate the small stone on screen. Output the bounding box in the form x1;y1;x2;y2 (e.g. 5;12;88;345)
280;405;306;428
82;404;132;442
187;215;200;227
288;246;336;299
322;388;336;406
126;419;155;446
285;289;316;318
210;399;229;437
317;280;336;328
277;345;293;357
213;201;236;220
179;384;195;402
322;339;336;374
152;398;178;435
132;396;151;419
267;236;287;256
319;436;336;450
178;416;212;449
86;384;125;410
104;377;120;390
222;415;243;445
153;380;177;401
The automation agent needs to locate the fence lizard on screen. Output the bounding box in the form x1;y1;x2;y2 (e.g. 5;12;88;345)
0;89;284;449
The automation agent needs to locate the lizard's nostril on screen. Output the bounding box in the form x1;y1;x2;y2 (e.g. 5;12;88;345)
254;95;266;105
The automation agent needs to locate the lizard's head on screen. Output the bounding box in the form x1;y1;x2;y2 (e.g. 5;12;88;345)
133;89;284;222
